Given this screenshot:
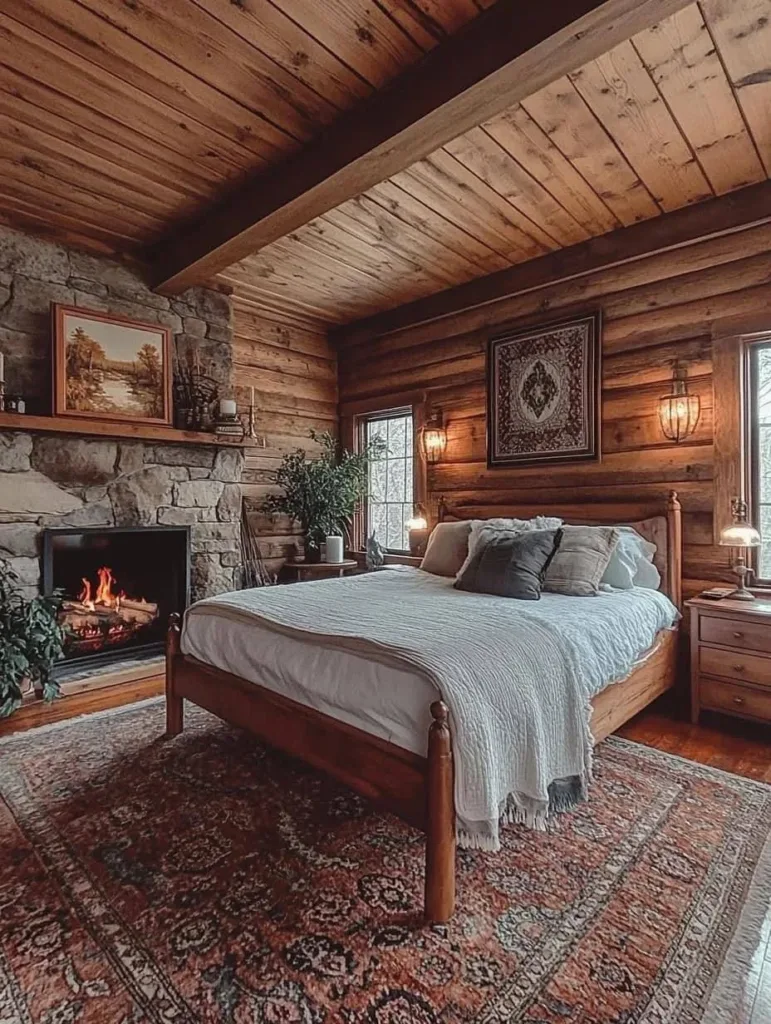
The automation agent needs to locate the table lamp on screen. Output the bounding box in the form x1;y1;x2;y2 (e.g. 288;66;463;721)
719;497;761;601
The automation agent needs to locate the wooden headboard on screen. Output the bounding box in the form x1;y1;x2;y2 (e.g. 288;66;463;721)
437;491;683;609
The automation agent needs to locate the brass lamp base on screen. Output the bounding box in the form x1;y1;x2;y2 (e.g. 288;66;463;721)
725;557;755;601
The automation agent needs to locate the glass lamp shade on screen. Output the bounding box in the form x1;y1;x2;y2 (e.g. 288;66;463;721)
418;422;447;463
658;391;701;442
719;523;761;548
406;515;428;531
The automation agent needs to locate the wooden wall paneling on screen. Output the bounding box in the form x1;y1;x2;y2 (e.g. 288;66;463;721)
712;334;746;543
633;5;765;195
520;77;661;227
703;0;771;176
569;41;714;211
232;300;337;574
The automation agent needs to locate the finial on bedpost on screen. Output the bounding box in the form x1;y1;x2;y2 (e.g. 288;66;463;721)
167;612;181;656
667;490;681;512
665;491;683;611
430;700;449;729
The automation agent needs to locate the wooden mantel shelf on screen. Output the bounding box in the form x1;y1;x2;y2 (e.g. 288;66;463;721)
0;411;264;447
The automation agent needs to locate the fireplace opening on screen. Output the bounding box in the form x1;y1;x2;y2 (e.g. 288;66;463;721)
43;526;190;671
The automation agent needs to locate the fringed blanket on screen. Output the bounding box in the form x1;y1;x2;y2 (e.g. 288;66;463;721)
185;568;678;849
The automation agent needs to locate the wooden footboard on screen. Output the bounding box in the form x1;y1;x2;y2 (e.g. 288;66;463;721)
166;617;678;925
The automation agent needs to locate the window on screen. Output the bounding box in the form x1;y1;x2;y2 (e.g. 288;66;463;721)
747;338;771;581
363;410;414;553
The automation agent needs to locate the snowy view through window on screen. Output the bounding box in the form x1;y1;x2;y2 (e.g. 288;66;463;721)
753;344;771;580
366;413;414;552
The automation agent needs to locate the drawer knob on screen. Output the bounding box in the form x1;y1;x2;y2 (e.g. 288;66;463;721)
733;664;745;673
732;696;746;706
733;631;744;639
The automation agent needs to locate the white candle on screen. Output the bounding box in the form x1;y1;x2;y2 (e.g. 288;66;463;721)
250;386;255;408
219;398;237;418
325;535;344;563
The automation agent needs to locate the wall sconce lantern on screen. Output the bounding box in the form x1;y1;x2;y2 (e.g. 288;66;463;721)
418;409;447;464
658;361;700;443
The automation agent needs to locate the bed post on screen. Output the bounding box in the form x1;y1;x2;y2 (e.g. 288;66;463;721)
425;700;456;924
666;491;683;610
165;612;184;737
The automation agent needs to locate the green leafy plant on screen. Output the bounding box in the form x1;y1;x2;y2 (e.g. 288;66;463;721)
0;560;67;718
263;430;387;560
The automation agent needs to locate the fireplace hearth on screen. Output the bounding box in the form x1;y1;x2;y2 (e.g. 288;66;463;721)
43;526;190;671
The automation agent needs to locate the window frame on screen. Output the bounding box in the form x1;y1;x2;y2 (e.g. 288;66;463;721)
744;334;771;587
357;406;416;555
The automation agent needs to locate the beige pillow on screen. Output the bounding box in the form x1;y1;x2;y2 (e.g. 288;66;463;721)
420;521;472;577
544;526;620;597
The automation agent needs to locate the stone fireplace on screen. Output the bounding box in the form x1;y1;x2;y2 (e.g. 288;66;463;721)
43;525;190;670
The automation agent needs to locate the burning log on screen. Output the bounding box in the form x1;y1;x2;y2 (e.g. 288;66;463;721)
62;565;159;653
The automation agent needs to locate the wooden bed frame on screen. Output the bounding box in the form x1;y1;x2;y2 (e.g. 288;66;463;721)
165;492;683;924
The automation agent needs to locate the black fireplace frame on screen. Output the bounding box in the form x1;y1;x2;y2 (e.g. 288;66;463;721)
42;525;191;673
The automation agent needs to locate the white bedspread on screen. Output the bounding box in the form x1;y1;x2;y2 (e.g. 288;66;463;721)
183;567;678;849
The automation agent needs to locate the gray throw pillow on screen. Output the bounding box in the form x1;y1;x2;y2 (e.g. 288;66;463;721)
544;525;620;597
455;528;563;600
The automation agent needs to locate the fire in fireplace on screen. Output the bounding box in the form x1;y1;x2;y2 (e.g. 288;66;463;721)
43;526;190;670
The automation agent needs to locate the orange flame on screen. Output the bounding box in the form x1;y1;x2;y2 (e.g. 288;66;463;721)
78;567;126;610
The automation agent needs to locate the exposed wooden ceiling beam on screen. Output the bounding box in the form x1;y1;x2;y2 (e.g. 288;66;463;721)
332;179;771;346
148;0;693;294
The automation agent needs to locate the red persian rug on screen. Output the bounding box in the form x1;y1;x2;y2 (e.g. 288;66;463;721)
1;701;770;1024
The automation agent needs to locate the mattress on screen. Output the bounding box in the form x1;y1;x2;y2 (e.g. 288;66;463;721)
181;574;676;758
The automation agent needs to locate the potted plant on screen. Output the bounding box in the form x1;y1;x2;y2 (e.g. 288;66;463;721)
263;430;387;562
0;560;67;718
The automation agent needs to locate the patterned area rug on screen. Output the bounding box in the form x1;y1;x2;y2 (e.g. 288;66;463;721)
1;701;770;1024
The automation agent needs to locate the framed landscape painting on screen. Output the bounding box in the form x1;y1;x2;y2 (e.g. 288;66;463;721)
53;304;172;426
487;312;601;468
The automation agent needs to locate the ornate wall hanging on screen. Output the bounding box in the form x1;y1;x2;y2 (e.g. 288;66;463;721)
487;312;601;468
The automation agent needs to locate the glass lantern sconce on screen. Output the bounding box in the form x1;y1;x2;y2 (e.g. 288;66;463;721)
658;361;700;443
418;409;447;464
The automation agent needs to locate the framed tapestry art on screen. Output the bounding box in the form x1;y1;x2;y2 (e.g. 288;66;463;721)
487;312;601;468
53;304;172;426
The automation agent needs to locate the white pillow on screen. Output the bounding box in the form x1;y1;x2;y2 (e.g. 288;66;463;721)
455;516;563;580
601;527;660;590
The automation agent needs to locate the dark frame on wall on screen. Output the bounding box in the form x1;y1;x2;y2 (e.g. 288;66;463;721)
486;311;602;469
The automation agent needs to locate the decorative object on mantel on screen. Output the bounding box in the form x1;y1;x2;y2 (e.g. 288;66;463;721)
214;396;245;442
487;311;601;467
0;560;66;717
0;349;5;412
53;304;172;426
263;430;386;563
407;503;430;557
658;360;701;442
418;408;447;464
3;395;26;414
172;344;219;431
719;496;761;601
366;529;385;570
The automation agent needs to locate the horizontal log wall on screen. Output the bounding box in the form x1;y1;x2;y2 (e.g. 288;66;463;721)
232;297;337;576
337;222;771;603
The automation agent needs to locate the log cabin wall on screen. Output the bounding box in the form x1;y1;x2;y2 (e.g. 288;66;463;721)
337;221;771;604
231;297;337;577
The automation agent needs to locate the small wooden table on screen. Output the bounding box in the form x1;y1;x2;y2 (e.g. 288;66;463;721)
285;559;358;583
687;596;771;725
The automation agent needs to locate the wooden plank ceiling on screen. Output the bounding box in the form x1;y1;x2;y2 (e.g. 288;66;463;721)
0;0;495;253
218;0;771;328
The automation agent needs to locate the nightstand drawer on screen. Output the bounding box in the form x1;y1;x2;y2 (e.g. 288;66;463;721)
700;678;771;723
699;646;771;687
700;615;771;654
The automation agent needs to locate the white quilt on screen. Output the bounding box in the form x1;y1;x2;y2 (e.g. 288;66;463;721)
184;567;678;850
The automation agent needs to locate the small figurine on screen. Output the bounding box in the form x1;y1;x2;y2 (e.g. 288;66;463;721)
366;530;385;571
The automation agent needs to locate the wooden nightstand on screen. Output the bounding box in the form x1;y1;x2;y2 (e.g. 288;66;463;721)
285;559;358;583
688;597;771;726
